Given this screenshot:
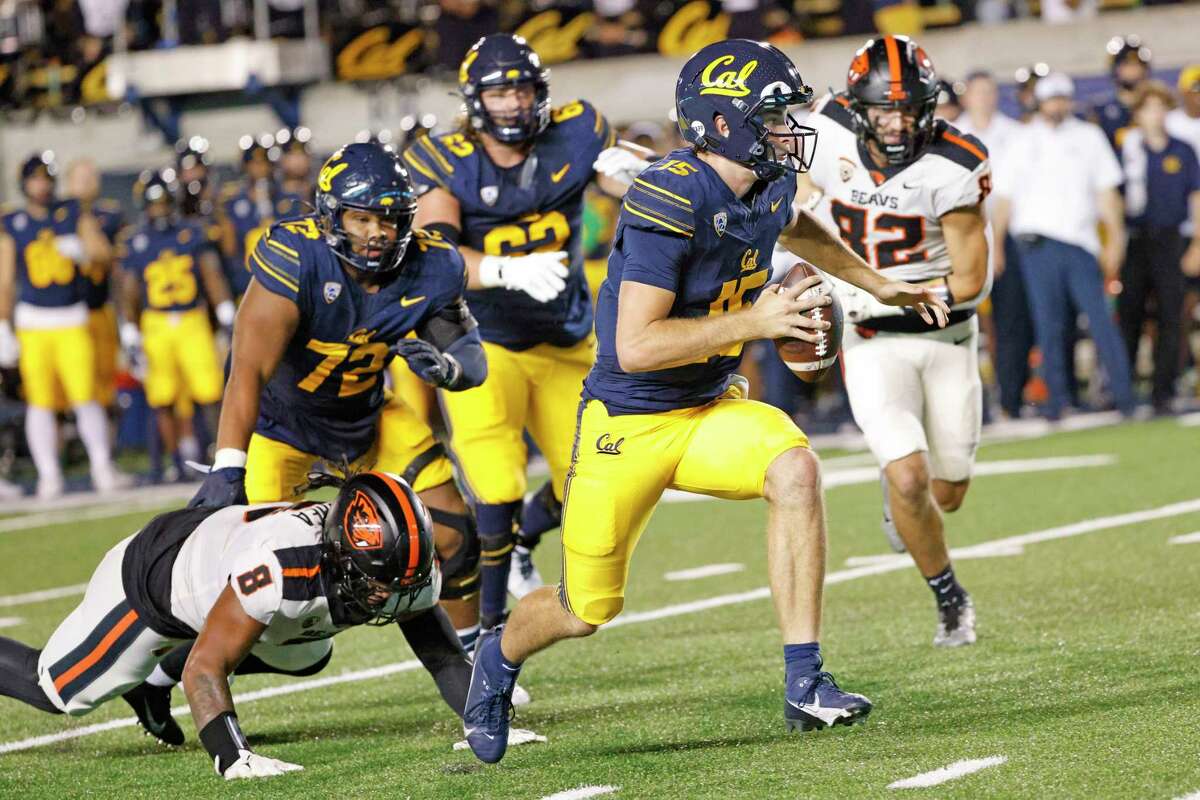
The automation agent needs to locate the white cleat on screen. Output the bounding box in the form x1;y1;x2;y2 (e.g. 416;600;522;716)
92;467;134;494
933;595;977;648
507;545;543;599
511;682;532;707
36;475;63;501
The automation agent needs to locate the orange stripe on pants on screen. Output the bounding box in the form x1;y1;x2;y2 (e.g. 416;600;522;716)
52;609;140;693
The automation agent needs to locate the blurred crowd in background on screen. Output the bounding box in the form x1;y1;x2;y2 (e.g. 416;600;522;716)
0;0;1194;112
0;22;1197;495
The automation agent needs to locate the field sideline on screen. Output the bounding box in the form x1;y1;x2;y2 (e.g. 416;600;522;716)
0;418;1196;799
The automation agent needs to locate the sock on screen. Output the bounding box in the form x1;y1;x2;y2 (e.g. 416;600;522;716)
73;402;114;473
178;434;200;464
25;406;61;485
925;565;966;607
154;643;193;685
516;482;562;549
457;624;481;656
784;642;823;684
145;664;177;688
476;501;520;628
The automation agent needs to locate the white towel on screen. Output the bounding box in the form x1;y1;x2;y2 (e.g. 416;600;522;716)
1122;128;1148;220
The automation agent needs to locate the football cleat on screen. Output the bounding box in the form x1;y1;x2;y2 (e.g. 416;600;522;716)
122;682;185;746
462;626;522;763
784;672;873;732
507;545;543;599
511;682;532;707
933;593;977;648
880;472;906;553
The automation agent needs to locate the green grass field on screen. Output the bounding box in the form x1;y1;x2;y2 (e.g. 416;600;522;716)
0;419;1197;799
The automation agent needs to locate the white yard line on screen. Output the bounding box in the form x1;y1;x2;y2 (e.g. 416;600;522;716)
0;494;189;536
1168;532;1200;545
1178;412;1200;427
1172;791;1200;800
0;617;23;629
2;496;1196;756
664;563;745;581
0;584;88;608
539;786;619;800
888;756;1007;789
844;545;1025;568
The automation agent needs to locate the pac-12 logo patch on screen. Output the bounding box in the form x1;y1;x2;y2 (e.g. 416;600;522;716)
713;211;728;237
480;186;499;206
344;490;385;550
838;158;855;182
323;282;342;303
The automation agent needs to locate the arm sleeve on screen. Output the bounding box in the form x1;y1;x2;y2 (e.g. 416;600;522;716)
397;606;471;718
933;160;992;218
618;224;691;293
224;547;284;626
247;226;302;302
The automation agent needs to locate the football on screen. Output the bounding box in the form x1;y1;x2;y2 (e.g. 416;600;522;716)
774;260;843;383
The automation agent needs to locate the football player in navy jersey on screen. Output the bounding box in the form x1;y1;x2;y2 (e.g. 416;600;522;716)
0;152;123;499
405;34;631;628
461;40;950;763
216;136;306;298
129;143;497;738
116;169;234;479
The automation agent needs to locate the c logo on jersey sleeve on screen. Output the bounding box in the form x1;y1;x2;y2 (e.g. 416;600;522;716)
345;490;385;551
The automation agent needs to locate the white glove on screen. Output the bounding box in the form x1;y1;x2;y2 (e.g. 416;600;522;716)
0;321;18;368
593;146;651;187
119;321;142;352
54;234;85;262
829;277;904;324
479;252;569;303
453;727;547;751
221;749;304;780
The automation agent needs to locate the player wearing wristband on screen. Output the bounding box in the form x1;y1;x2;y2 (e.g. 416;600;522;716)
404;34;630;627
0;472;481;780
116;168;235;479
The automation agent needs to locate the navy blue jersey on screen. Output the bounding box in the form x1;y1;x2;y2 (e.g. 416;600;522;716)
403;100;614;350
220;184;306;296
117;221;216;312
1089;97;1133;154
83;198;126;310
584;149;796;415
250;216;467;460
2;200;87;308
1128;137;1200;229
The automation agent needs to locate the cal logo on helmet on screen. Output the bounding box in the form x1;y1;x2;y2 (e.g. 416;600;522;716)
344;490;385;551
700;55;758;98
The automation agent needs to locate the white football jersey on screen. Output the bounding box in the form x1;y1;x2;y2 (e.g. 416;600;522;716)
170;504;439;647
804;93;991;284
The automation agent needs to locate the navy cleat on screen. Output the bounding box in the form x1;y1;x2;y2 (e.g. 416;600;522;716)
122;682;185;746
463;626;521;763
784;672;873;732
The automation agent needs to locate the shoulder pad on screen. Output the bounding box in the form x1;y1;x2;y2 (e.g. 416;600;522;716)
623;158;699;238
816;93;856;130
403;133;472;192
550;99;615;149
929;123;989;171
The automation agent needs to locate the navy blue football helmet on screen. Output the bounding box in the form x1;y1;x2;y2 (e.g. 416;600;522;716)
459;34;551;144
315;142;418;274
845;36;940;166
19;151;56;183
134;168;179;231
675;39;815;181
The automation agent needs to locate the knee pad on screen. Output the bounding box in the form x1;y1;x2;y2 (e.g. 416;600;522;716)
557;582;622;627
429;507;480;601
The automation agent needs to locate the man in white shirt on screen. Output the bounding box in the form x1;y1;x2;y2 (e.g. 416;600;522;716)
1165;66;1200;163
992;72;1135;420
957;70;1033;419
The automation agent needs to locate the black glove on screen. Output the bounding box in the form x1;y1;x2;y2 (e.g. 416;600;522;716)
188;467;248;508
392;339;462;388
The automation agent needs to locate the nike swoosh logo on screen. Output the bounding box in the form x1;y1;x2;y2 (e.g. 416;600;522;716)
770;197;783;213
952;334;971;345
141;701;169;736
902;182;922;190
551;164;571;183
400;295;425;307
463;726;495;740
